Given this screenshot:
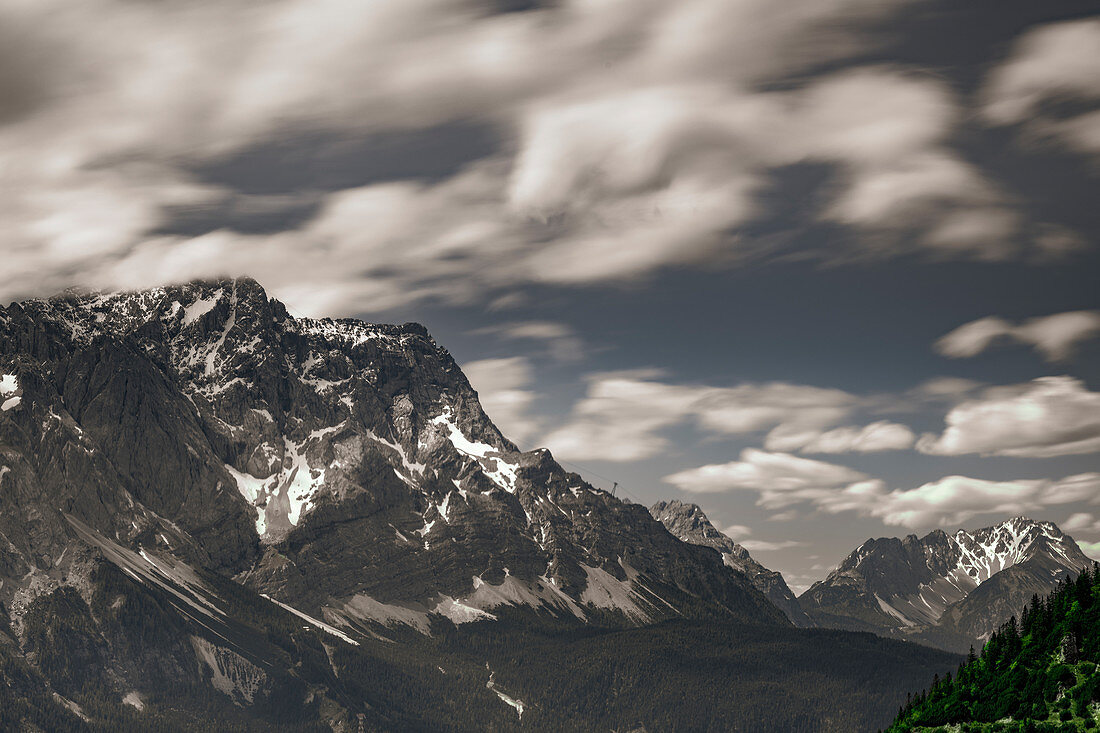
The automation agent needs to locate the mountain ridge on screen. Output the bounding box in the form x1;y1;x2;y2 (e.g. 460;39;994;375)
0;277;968;730
0;276;785;635
801;516;1093;652
650;498;813;625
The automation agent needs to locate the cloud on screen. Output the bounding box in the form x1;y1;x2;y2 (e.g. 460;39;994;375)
540;370;701;462
1013;312;1100;361
541;372;862;462
672;458;1100;529
663;449;869;508
766;420;915;454
722;524;752;540
935;316;1015;358
739;539;805;552
1064;512;1100;534
824;473;1100;529
917;376;1100;457
1081;541;1100;561
695;382;855;436
0;0;1061;313
472;321;583;362
983;18;1100;158
936;311;1100;362
904;377;987;409
462;357;541;444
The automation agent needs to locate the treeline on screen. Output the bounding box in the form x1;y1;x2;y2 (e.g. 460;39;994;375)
888;563;1100;732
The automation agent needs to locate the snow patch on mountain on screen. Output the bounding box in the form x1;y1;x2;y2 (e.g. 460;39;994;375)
487;666;525;719
260;594;359;646
182;289;222;325
1;373;20;411
433;596;498;625
432;410;496;458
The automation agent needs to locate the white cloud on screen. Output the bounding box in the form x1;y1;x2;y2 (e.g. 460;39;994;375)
0;0;1057;312
541;373;862;462
473;321;583;362
462;357;541;444
739;539;805;552
825;473;1100;529
935;316;1015;358
1062;513;1100;561
936;311;1100;362
673;460;1100;529
768;420;915;454
1064;512;1100;534
918;376;1100;457
910;377;987;402
983;18;1100;157
1014;311;1100;361
723;524;752;539
696;382;855;437
663;449;869;508
541;370;701;462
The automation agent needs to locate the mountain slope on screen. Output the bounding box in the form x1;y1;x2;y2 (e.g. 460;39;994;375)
650;499;812;625
0;277;966;731
887;565;1100;731
0;277;783;633
800;518;1093;652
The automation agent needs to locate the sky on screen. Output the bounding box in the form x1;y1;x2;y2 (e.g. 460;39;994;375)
1;0;1099;593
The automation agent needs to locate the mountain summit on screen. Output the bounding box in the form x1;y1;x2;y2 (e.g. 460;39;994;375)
800;516;1092;651
0;278;967;730
650;499;812;625
0;277;783;634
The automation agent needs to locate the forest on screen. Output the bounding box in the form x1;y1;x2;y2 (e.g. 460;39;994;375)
888;564;1100;733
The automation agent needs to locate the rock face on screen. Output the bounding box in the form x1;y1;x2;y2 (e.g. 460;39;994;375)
0;277;974;731
650;500;812;626
0;277;785;638
799;517;1093;651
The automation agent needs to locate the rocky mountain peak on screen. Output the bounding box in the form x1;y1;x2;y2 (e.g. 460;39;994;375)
0;278;786;644
649;499;812;626
799;516;1092;651
650;499;729;546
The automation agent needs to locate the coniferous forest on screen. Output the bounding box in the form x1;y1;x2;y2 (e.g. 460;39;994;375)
888;564;1100;732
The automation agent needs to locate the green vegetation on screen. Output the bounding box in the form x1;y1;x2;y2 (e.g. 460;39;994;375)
888;563;1100;733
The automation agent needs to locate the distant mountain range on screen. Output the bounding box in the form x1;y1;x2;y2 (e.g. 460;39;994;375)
650;503;1092;654
9;277;1089;726
800;517;1093;652
0;277;961;731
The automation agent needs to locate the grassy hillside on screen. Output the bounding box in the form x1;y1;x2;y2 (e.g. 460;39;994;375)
887;564;1100;733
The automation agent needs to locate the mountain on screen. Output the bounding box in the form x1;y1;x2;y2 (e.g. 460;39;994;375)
0;277;963;731
887;565;1100;731
800;517;1094;652
0;276;782;630
650;499;812;626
